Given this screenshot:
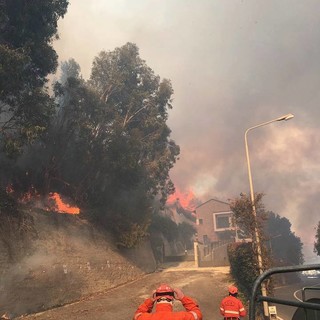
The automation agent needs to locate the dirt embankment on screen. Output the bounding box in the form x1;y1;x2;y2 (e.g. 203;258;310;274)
0;210;156;318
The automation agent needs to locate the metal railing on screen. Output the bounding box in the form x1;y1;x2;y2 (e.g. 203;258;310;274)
249;264;320;320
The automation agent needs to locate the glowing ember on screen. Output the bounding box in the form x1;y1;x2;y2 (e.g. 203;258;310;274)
20;186;40;203
20;192;33;203
6;184;14;194
49;192;80;215
166;188;197;211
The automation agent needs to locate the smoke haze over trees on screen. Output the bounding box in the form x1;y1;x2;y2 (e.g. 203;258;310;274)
0;1;180;248
230;193;303;269
49;0;320;262
0;1;316;256
265;211;303;266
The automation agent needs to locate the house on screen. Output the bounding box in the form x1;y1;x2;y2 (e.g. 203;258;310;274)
195;198;235;245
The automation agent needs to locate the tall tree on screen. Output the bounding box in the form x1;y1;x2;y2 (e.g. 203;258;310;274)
0;0;69;158
265;211;304;265
229;193;271;317
230;193;265;239
23;44;180;247
59;58;81;85
87;42;179;206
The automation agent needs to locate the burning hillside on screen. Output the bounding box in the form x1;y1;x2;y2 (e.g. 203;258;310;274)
6;185;80;215
48;193;80;214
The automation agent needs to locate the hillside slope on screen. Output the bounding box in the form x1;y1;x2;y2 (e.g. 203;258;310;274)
0;210;156;318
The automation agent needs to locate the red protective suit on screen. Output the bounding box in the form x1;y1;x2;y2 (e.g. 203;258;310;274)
220;295;246;319
133;296;202;320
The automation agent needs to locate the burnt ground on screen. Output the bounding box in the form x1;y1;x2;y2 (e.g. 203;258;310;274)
14;262;242;320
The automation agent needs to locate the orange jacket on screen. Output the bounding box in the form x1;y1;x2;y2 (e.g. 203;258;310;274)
133;296;202;320
220;295;246;318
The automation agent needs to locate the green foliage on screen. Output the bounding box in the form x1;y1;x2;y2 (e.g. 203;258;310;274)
228;193;304;316
229;192;274;317
314;221;320;256
149;214;179;242
230;193;271;271
149;214;196;256
230;192;265;240
115;221;150;249
60;58;81;84
88;42;180;205
177;222;197;249
13;43;179;248
0;45;30;97
228;242;265;319
228;242;259;300
230;192;304;270
265;211;304;265
1;0;68;71
56;44;178;244
0;0;69;157
0;4;179;249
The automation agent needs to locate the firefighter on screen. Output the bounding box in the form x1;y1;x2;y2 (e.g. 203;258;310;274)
219;285;246;320
133;283;202;320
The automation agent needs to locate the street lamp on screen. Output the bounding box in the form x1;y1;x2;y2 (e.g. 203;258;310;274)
244;113;294;318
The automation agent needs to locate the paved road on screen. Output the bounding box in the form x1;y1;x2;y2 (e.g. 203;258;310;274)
15;262;234;320
273;277;320;320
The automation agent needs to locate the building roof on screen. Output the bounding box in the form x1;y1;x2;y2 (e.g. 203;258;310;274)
195;198;230;209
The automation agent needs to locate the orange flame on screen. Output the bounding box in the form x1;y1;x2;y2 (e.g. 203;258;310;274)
166;188;197;211
6;185;80;215
49;192;80;215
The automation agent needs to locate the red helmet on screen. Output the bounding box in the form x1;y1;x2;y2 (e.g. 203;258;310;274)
228;285;238;294
155;283;175;301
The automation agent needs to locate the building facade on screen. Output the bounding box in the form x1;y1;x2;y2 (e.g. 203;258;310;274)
195;198;235;245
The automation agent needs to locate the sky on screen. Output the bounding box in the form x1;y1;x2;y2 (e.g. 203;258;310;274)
53;0;320;262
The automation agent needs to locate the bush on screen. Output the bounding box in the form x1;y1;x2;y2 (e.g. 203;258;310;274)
228;242;259;300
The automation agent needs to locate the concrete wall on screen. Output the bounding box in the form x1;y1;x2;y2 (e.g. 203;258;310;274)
197;242;230;267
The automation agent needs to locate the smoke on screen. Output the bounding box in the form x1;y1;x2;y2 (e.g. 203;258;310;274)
54;0;320;261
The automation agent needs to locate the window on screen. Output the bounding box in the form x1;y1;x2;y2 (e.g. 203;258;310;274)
198;218;203;225
213;212;234;231
216;215;229;228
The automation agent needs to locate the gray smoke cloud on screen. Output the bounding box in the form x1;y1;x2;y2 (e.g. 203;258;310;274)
54;0;320;262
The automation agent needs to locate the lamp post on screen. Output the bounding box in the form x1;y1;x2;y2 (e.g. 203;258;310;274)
244;113;294;318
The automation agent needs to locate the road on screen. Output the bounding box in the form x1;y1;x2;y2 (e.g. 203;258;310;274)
273;277;320;320
15;262;233;320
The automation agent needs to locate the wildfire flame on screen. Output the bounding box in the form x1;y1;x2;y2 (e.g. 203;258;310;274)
48;192;80;215
6;185;80;215
166;188;197;211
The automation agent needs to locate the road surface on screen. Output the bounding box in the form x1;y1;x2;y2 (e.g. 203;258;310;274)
15;262;234;320
273;276;320;320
